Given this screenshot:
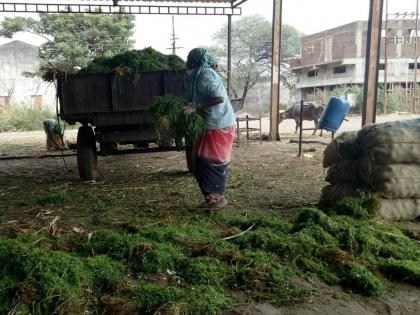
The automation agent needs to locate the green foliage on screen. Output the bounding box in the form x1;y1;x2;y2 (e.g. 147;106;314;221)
149;95;204;148
0;276;15;313
229;206;420;297
379;258;420;283
0;106;54;132
132;242;186;273
131;284;231;315
182;257;229;285
297;257;340;285
0;13;135;68
131;283;187;314
1;203;420;313
186;285;232;315
342;266;384;296
293;207;333;231
81;229;187;273
84;229;143;260
331;85;364;113
85;255;126;289
281;25;304;62
0;237;126;314
377;86;413;114
329;197;379;219
37;190;71;206
208;15;301;100
223;212;292;231
232;250;309;304
331;85;414;114
81;47;186;74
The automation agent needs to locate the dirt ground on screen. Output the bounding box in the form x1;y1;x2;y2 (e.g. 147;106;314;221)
0;117;419;314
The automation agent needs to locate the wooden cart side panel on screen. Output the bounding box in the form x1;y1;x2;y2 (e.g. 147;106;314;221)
58;71;188;121
163;71;188;98
112;72;163;111
59;74;112;114
110;70;187;112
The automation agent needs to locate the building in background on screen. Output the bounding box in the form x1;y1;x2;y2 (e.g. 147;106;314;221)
0;40;55;111
290;20;420;106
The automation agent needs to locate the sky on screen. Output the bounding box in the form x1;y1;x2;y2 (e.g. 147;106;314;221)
0;0;419;59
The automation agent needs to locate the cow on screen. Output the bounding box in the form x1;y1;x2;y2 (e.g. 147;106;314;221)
279;102;325;136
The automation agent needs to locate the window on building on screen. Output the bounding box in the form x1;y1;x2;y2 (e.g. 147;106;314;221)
333;66;347;74
307;70;318;77
394;36;406;44
409;63;420;70
409;29;420;42
379;63;386;70
304;44;315;54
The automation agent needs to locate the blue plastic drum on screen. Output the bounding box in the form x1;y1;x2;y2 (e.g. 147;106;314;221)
318;96;350;132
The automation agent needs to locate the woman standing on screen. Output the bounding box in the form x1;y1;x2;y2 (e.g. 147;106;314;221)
185;48;236;209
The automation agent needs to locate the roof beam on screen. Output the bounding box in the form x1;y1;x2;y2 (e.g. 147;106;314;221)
0;2;242;15
232;0;248;8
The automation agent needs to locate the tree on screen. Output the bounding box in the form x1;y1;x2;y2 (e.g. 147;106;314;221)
331;85;364;113
208;15;301;101
0;13;135;69
0;80;16;97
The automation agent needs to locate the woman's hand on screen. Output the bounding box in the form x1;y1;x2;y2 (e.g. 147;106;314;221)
183;103;197;115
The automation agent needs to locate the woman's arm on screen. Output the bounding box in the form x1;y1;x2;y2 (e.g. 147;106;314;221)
199;97;224;109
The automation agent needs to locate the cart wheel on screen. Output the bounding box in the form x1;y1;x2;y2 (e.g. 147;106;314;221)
77;126;98;181
185;144;194;173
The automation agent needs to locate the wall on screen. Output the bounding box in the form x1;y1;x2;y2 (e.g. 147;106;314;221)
300;21;365;66
0;40;55;110
243;80;295;113
292;19;420;91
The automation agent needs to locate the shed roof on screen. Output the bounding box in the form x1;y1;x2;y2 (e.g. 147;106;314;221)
116;0;241;3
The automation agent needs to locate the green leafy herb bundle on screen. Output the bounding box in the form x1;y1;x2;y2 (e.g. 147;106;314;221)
149;96;204;149
81;47;186;74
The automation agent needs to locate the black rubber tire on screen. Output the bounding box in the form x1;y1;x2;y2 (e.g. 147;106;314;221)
77;126;98;181
185;144;194;173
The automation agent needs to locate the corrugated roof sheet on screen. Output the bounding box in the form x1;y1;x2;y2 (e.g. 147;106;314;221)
117;1;236;3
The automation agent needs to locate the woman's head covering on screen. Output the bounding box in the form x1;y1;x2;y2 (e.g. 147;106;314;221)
187;48;215;103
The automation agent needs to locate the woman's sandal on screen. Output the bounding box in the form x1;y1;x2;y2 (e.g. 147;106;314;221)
203;196;228;209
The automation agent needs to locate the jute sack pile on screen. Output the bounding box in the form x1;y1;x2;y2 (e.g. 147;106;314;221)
320;183;367;204
325;160;361;184
379;199;420;221
358;158;420;199
323;131;363;168
322;131;366;204
357;119;420;164
320;119;420;221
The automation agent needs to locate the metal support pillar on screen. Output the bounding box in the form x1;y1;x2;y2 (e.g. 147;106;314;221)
227;14;232;98
383;0;388;115
269;0;282;141
298;100;304;157
362;0;384;126
413;0;419;114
